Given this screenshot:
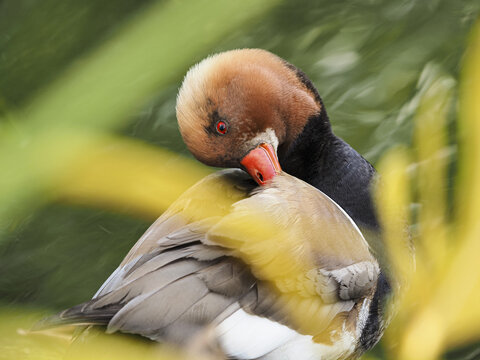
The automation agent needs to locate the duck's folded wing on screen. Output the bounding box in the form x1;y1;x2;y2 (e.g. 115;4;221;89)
91;171;380;341
95;169;255;297
206;172;380;336
35;169;379;353
39;251;256;344
36;213;257;343
105;258;256;342
35;170;260;343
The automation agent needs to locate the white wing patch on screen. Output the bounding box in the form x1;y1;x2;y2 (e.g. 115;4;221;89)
216;308;301;359
215;308;357;360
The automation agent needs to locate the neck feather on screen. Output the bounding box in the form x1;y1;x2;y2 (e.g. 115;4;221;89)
279;105;379;230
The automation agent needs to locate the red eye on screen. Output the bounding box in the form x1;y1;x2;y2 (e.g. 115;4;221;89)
216;121;227;134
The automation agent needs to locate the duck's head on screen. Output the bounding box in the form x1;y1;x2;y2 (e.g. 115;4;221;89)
176;49;323;185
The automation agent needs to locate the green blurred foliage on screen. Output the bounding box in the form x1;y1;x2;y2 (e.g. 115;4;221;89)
0;0;479;359
0;204;149;309
0;0;155;108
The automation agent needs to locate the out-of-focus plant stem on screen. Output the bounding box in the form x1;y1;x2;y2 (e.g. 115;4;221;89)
54;136;211;219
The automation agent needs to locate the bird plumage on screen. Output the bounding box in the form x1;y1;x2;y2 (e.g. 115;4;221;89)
36;49;398;359
38;170;380;359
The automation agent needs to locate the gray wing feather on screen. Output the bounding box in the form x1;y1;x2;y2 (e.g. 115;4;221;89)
308;261;380;303
108;275;210;335
92;259;209;309
36;169;379;350
105;258;256;342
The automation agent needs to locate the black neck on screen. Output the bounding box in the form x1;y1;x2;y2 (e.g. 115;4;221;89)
279;105;379;230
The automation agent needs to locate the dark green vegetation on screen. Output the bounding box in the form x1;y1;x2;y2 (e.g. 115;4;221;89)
1;1;479;358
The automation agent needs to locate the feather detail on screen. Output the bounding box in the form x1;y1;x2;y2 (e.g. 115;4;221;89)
35;169;378;359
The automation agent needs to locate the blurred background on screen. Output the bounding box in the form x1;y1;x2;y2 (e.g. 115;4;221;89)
1;0;479;359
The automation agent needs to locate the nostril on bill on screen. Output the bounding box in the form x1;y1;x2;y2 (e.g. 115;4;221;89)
256;171;264;182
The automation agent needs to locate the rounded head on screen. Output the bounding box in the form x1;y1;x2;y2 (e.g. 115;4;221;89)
176;49;321;184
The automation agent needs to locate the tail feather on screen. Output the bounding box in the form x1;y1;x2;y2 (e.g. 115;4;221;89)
32;301;123;331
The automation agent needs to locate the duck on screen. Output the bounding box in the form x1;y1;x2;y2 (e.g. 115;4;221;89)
36;49;393;359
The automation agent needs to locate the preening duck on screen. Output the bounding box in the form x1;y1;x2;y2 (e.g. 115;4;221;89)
37;49;393;359
176;49;379;231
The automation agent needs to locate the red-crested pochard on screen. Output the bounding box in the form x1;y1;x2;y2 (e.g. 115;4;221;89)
37;49;393;359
